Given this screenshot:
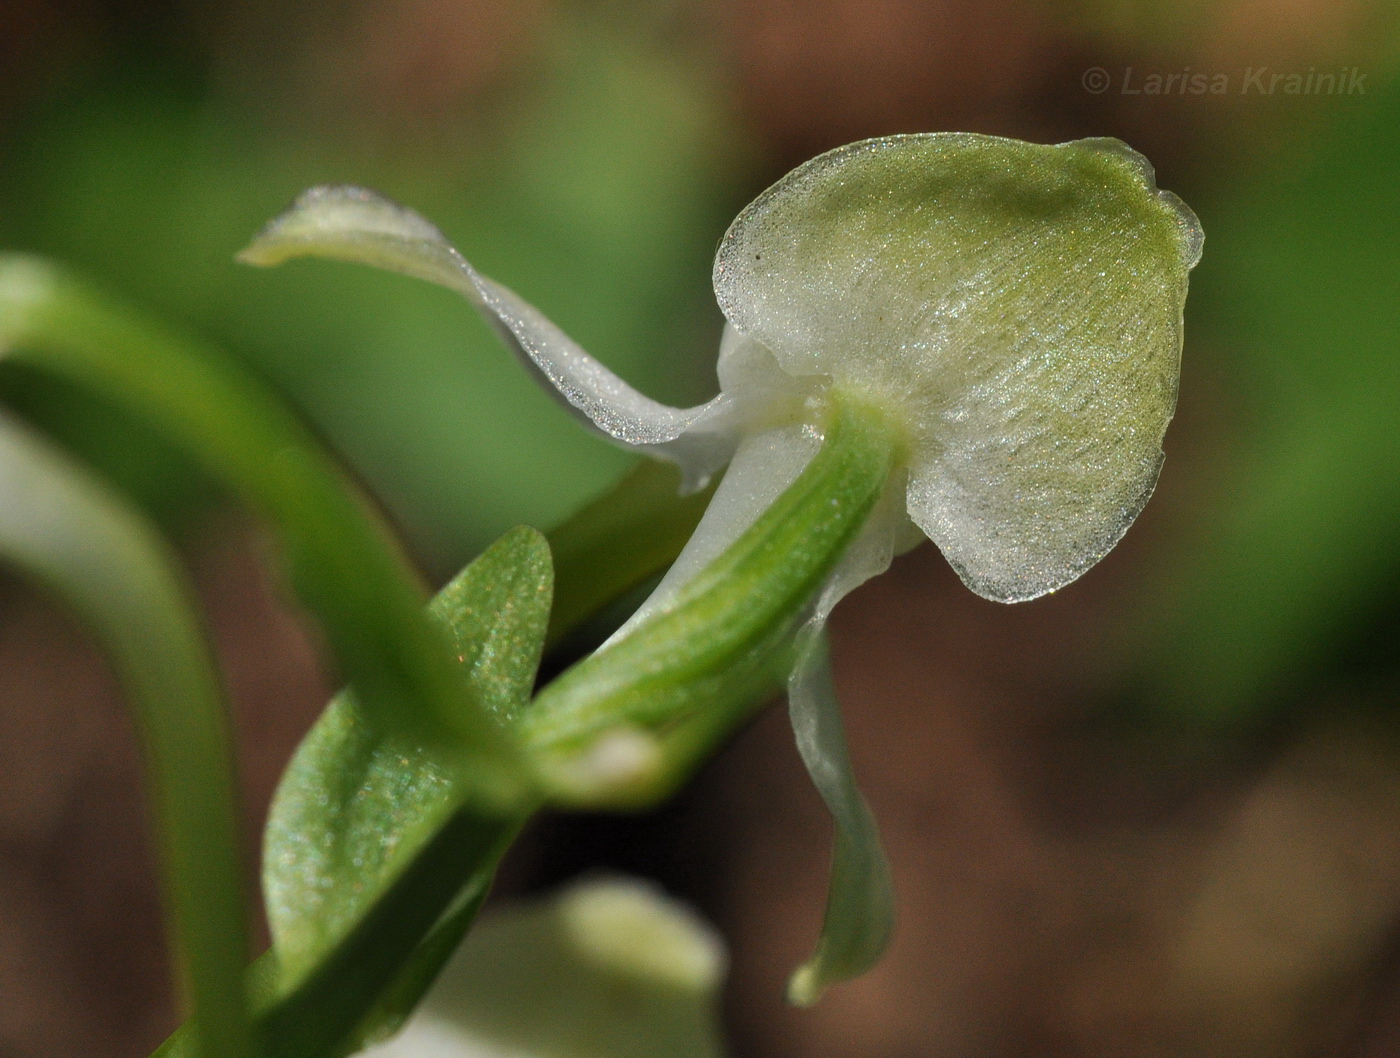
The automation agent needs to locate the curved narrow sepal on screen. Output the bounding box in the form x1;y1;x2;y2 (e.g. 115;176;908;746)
783;476;907;1004
239;185;739;490
785;629;895;1007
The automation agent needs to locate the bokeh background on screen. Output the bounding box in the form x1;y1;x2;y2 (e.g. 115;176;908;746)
4;1;1400;1055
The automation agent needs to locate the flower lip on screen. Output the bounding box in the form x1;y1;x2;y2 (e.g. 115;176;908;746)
713;131;1200;602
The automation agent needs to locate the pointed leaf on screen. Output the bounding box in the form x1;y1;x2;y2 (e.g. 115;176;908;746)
160;528;551;1058
265;526;553;985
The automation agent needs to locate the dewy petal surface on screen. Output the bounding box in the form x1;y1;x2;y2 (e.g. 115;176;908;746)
714;133;1202;601
240;186;739;490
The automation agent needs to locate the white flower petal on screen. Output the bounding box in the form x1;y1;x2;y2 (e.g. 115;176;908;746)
779;470;905;1006
602;420;822;645
713;133;1200;601
240;185;739;489
808;468;913;625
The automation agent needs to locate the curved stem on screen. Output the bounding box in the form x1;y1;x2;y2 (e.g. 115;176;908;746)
0;412;251;1058
0;255;522;799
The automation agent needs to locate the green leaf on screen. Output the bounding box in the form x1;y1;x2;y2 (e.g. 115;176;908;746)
255;809;521;1058
154;528;550;1058
158;810;523;1058
366;878;728;1058
265;526;552;984
338;881;493;1054
429;525;556;727
0;254;522;795
0;410;250;1058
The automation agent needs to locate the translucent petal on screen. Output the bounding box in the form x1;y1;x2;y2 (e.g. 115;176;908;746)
240;185;739;489
714;133;1201;601
809;468;912;625
602;420;822;645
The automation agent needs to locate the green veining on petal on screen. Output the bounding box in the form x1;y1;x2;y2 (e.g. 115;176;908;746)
714;133;1201;602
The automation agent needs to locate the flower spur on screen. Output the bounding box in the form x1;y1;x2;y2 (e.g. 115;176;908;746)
240;131;1201;1003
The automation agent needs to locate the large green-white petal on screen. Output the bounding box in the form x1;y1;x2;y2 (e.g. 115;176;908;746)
714;133;1201;602
240;186;738;490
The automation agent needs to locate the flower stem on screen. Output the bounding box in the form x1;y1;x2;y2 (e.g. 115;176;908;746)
522;394;901;806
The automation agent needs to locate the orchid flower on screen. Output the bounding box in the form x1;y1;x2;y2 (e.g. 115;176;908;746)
241;132;1201;1005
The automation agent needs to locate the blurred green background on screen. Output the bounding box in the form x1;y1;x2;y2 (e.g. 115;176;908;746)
1;2;749;573
6;1;1400;1056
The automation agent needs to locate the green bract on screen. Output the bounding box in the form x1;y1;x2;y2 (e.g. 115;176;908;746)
242;131;1200;1006
264;527;550;989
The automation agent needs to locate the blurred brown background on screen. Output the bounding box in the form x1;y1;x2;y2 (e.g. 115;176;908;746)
5;1;1400;1055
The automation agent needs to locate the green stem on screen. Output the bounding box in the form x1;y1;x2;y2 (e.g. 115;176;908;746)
0;412;251;1058
523;396;900;805
0;255;521;798
151;397;896;1058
